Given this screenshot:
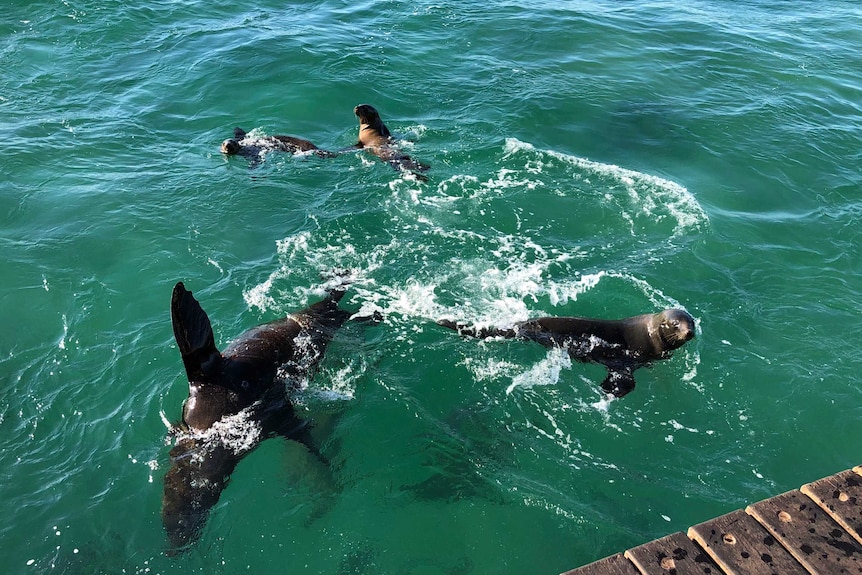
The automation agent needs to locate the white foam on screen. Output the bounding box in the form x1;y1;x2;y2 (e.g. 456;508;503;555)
588;395;615;412
379;280;447;322
482;167;543;192
681;348;701;384
667;419;699;433
462;356;522;383
244;275;277;312
502;138;708;236
207;258;224;273
402;123;427;140
547;272;607;306
175;408;263;456
309;358;368;402
505;348;573;395
57;314;68;350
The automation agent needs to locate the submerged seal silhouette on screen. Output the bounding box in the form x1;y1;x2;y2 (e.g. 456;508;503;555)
162;281;350;554
221;127;335;166
353;104;429;180
438;309;695;397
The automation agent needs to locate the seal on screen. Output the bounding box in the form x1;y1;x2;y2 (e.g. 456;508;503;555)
221;127;335;166
354;104;430;180
162;281;350;554
437;309;695;397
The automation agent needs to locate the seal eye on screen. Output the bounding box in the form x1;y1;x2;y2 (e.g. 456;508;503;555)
241;380;250;390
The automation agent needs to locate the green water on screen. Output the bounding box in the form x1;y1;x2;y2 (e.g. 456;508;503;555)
2;1;862;573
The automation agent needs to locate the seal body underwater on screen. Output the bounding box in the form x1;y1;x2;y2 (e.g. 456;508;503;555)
161;281;350;554
353;104;430;180
438;309;695;397
221;127;335;166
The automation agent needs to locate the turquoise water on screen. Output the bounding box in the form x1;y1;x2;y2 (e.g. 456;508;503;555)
2;0;862;572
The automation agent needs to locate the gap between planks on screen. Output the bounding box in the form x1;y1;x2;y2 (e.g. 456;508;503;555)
561;465;862;575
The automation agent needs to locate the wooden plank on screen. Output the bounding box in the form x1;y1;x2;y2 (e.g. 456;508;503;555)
559;553;641;575
688;508;809;575
746;489;862;575
801;468;862;545
624;531;719;575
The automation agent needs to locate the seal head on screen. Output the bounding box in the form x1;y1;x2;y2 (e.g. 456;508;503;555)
652;308;695;353
354;104;392;144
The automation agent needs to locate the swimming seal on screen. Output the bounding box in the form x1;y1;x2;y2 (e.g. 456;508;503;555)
353;104;430;180
162;281;350;554
221;127;335;166
437;309;695;397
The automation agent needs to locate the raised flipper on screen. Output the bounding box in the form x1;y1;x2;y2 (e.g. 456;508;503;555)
171;282;220;381
600;368;636;398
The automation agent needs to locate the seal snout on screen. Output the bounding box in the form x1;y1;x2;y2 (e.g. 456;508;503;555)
221;139;240;155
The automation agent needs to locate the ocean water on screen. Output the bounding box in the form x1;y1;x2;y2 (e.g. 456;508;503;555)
2;0;862;573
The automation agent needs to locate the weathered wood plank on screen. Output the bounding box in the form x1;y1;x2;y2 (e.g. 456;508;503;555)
688;508;809;575
746;489;862;575
559;553;641;575
801;468;862;546
624;531;718;575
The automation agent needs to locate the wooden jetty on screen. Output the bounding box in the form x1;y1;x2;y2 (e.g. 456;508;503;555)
561;465;862;575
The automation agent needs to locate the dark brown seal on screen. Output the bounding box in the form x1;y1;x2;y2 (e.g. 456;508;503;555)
438;309;695;397
162;281;350;554
353;104;429;180
221;127;335;166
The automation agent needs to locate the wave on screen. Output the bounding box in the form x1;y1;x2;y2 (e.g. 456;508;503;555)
502;138;709;237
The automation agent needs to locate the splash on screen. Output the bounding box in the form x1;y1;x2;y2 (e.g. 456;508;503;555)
173;408;263;456
503;138;709;236
304;357;369;403
505;348;573;395
57;314;68;350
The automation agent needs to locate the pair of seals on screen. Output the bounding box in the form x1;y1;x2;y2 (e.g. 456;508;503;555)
161;280;695;552
353;104;430;180
162;281;350;554
221;106;431;179
220;127;335;166
438;309;695;397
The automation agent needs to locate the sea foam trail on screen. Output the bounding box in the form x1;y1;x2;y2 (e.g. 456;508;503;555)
502;138;709;237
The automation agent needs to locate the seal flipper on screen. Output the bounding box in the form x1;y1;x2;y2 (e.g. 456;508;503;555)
233;127;247;140
171;282;221;381
282;419;328;465
600;368;636;398
390;158;429;182
162;438;237;555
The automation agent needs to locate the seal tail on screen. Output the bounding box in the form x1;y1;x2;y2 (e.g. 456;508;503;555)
171;282;221;381
304;270;355;329
319;268;356;303
436;319;515;339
